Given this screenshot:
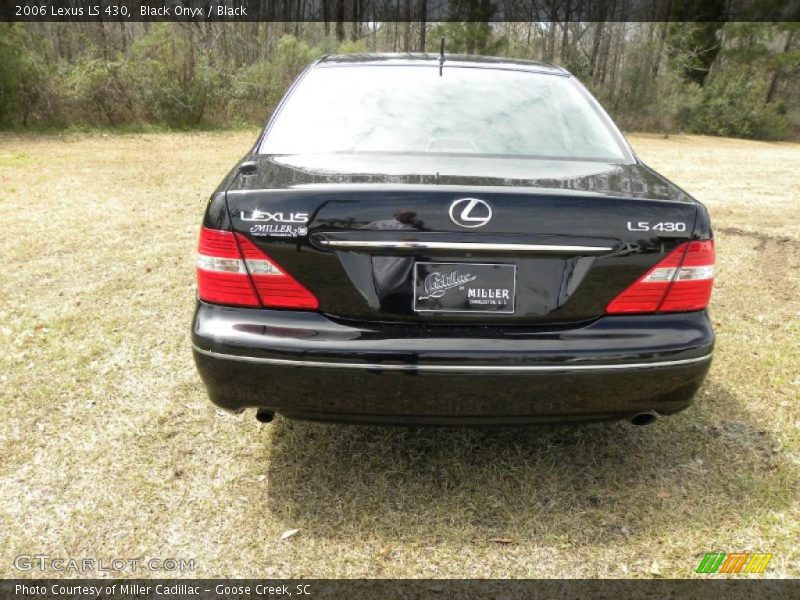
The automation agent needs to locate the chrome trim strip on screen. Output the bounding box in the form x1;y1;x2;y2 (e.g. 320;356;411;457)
318;240;613;253
192;345;712;372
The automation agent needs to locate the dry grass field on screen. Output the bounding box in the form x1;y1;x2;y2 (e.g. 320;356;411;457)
0;131;798;578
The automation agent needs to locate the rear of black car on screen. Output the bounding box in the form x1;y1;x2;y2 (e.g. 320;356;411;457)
192;54;714;425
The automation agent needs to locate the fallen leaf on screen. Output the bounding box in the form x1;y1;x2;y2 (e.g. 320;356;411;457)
488;537;514;544
279;528;300;541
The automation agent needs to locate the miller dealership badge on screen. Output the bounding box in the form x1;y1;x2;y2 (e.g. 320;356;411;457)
240;209;309;238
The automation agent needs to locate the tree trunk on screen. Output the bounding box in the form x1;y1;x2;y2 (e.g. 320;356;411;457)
351;0;360;41
560;0;571;65
596;24;611;86
608;25;625;107
418;0;427;52
335;0;345;42
546;21;556;62
403;0;412;52
393;4;399;52
766;29;794;103
652;21;669;76
589;22;604;79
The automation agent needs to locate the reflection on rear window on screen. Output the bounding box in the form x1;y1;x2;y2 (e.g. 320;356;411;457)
260;65;630;162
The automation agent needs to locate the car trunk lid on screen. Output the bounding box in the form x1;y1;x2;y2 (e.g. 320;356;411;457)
224;154;699;324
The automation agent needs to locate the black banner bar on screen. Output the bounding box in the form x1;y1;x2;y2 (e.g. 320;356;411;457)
2;0;800;23
3;579;800;600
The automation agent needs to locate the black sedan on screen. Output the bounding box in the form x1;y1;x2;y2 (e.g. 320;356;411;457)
192;53;714;426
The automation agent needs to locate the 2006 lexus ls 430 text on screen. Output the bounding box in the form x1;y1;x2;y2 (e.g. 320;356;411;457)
191;54;715;426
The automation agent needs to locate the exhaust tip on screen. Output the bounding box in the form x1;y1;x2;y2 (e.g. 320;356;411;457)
255;409;275;424
630;411;658;426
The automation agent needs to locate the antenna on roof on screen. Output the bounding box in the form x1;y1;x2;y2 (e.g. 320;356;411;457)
439;38;445;76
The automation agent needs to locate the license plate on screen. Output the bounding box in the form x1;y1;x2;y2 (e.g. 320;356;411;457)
413;262;516;314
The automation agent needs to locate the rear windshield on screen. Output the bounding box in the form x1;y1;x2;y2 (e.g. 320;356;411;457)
259;65;632;162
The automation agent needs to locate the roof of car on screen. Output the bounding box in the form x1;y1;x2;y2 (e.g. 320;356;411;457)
315;53;569;76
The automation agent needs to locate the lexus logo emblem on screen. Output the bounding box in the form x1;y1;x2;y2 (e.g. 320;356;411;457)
449;198;492;228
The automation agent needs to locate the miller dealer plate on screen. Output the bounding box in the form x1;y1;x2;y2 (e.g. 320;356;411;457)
413;262;516;314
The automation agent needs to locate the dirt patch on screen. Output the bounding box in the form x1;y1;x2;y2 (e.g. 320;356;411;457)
716;226;798;247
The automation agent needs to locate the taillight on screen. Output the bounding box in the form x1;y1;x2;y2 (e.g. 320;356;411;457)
606;240;715;314
197;228;260;307
196;227;319;310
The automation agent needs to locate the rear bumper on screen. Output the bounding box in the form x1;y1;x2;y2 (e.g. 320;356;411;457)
192;302;714;424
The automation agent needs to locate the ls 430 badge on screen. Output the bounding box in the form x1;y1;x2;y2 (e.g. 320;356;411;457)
627;221;687;232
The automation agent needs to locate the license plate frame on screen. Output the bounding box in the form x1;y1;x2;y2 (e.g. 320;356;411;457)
412;262;516;314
